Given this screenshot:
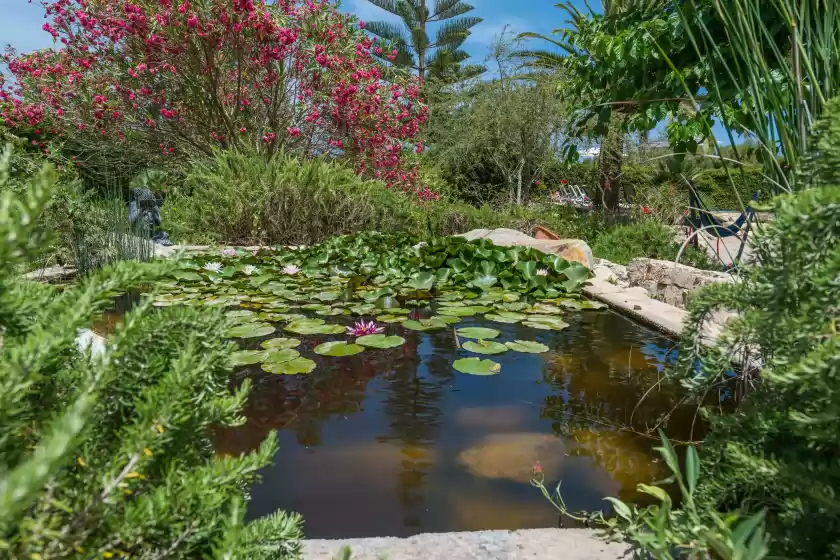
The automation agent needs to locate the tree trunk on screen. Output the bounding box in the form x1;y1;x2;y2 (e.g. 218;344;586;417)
516;159;524;205
597;115;625;212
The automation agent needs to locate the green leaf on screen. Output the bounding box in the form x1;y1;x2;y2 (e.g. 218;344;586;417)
227;322;276;338
637;484;671;505
505;340;550;353
604;497;633;521
402;318;448;331
462;340;508;355
437;306;479;317
285;319;345;335
230;350;269;366
453;357;501;375
356;334;406;349
262;357;317;375
685;445;700;495
263;348;301;363
407;271;436;290
174;270;202;282
314;341;365;357
470;274;498;290
456;327;500;339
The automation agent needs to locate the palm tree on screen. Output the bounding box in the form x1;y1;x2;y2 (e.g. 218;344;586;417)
362;0;484;81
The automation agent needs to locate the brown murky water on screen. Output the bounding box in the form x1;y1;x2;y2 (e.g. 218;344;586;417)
213;309;702;539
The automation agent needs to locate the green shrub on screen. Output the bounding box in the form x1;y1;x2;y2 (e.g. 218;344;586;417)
675;186;840;558
163;150;417;245
0;159;301;557
591;220;715;269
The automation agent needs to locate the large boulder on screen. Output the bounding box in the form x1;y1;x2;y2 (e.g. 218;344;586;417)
626;258;732;308
458;228;594;269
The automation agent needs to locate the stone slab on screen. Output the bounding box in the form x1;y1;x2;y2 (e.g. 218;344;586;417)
303;529;629;560
626;258;733;309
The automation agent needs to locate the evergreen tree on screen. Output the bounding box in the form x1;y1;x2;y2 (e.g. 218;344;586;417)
362;0;484;81
0;148;302;558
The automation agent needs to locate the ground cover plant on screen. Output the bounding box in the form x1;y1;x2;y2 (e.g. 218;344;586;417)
151;232;601;375
0;160;302;558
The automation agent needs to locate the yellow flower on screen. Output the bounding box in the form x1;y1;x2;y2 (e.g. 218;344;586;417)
103;553;114;559
143;448;152;457
155;424;164;433
30;554;43;559
126;472;145;480
74;547;85;553
122;489;133;495
77;457;87;467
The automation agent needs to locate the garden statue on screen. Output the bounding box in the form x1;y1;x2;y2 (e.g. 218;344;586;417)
128;188;173;245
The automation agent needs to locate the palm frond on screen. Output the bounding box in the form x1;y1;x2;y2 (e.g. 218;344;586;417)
432;0;475;21
364;0;401;16
433;17;482;48
364;21;411;45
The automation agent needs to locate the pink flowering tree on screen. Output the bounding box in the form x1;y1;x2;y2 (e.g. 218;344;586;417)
0;0;427;189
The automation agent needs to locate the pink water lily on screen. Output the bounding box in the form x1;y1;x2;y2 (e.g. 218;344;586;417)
346;319;384;336
282;264;301;275
220;248;237;257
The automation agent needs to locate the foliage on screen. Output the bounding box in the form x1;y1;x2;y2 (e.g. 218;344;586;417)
162;149;418;245
0;0;427;189
0;160;301;557
591;220;715;269
671;186;840;557
362;0;484;81
426;33;569;205
803;95;840;187
532;433;770;559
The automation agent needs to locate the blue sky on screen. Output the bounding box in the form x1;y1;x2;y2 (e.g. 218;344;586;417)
0;0;585;60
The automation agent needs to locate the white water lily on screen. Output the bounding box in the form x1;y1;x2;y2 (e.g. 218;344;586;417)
282;264;301;275
536;268;549;277
242;265;258;276
412;242;428;249
203;262;223;273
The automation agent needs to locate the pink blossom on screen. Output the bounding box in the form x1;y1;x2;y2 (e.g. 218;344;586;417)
346;320;384;336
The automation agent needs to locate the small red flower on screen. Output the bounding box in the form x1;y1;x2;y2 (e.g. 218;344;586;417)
533;461;543;475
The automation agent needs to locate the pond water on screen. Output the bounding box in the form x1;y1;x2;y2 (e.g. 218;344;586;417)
214;307;695;539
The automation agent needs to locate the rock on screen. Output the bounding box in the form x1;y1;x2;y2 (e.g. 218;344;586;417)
626;258;733;309
457;433;566;483
458;228;593;269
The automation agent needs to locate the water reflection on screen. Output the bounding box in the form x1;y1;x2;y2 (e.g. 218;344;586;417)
215;309;703;538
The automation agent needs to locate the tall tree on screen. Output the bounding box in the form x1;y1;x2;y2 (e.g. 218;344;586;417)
362;0;484;81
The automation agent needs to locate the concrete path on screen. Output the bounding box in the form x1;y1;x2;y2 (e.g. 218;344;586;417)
303;529;629;560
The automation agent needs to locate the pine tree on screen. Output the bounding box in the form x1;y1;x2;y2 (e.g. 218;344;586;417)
362;0;484;81
0;147;302;559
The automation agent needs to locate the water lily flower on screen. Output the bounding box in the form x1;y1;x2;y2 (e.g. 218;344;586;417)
282;264;301;275
412;241;427;249
536;268;549;277
203;262;223;273
220;248;237;257
346;319;384;336
242;265;257;276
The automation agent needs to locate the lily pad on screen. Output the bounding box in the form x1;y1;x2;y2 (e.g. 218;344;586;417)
437;306;479;317
462;340;508;355
456;327;501;340
356;334;406;349
505;340;550;354
262;357;317;375
484;312;526;324
285;319;345;335
227;322;276;338
453;357;501;376
314;341;365;357
231;349;269;366
431;315;462;324
402;318;448;331
522;318;570;331
226;309;256;320
174;270;203;282
264;348;301;363
261;337;301;350
377;314;409;323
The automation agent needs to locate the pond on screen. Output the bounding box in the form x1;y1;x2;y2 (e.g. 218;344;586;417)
140;234;701;539
214;308;692;539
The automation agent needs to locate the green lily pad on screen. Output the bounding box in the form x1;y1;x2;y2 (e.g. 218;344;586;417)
227;322;276;338
431;315;462;324
528;303;563;315
559;299;583;310
264;348;301;363
453;357;501;376
484;312;527;324
377;314;409;323
174;270;203;282
314;341;365;357
579;300;607;310
456;327;501;340
356;334;406;349
437;306;478;317
522;318;570;331
505;340;550;353
261;357;316;375
226;309;256;320
462;340;508;355
261;337;301;350
301;303;331;312
402;318;448;331
285;319;344;335
315;307;348;316
230;349;269;366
